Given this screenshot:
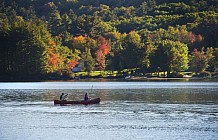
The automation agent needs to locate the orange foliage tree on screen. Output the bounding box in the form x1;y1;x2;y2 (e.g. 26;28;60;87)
67;60;78;70
48;48;61;70
98;36;110;55
43;39;80;75
95;36;110;70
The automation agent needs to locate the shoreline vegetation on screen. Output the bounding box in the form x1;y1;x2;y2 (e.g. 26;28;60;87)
1;70;218;82
1;77;217;82
0;1;217;81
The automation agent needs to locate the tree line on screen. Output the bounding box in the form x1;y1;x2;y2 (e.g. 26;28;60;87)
0;0;217;80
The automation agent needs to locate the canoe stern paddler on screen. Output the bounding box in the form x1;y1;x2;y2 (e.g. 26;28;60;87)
60;93;68;101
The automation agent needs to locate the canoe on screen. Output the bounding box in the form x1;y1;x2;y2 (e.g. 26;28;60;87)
54;98;100;105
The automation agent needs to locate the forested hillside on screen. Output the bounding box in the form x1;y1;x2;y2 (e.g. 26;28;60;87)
0;0;217;80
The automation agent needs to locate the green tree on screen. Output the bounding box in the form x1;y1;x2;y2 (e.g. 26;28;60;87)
122;31;144;69
206;47;215;72
105;31;124;71
61;13;72;33
0;16;80;80
68;9;77;35
81;48;95;74
91;21;116;38
212;48;218;72
94;4;115;22
95;49;106;70
151;40;189;75
137;1;149;16
47;8;62;35
76;14;99;36
0;17;51;80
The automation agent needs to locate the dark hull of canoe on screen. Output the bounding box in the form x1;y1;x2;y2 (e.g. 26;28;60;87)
54;98;100;105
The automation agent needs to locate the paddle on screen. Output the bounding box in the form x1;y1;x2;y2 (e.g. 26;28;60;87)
86;85;93;100
90;85;93;93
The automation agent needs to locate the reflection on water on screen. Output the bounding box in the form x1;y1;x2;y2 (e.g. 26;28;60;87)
0;81;218;89
0;82;218;140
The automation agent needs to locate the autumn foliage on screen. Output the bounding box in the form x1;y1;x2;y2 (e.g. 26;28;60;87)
190;48;208;73
97;36;110;55
72;35;86;48
149;27;203;45
45;39;80;74
95;36;110;70
67;60;78;69
48;39;56;46
48;48;61;69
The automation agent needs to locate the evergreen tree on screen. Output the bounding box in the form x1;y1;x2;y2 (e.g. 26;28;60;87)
81;48;95;74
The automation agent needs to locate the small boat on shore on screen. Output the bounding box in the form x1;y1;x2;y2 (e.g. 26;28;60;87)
54;98;100;105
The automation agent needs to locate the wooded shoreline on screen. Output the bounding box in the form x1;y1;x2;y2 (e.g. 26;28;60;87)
0;0;217;81
1;75;217;82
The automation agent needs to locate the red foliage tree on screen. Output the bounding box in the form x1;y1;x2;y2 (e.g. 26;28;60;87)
95;36;110;70
98;36;110;55
190;48;208;73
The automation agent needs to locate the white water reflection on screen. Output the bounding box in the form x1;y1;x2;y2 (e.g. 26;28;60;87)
0;81;218;89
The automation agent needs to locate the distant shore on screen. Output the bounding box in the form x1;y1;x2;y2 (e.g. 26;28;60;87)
0;76;217;82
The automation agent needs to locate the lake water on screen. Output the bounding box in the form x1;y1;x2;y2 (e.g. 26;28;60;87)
0;81;218;140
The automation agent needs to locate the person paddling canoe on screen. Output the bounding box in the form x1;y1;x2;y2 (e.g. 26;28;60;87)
60;93;68;101
84;92;89;101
